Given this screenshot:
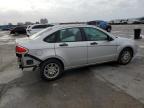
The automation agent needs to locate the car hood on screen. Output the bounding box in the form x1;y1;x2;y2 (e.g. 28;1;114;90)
116;36;134;45
116;36;133;41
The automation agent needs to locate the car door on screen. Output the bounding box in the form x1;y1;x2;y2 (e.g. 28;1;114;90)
83;27;117;64
55;27;87;68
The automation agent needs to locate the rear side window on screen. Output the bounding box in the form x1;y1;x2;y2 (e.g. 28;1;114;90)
44;31;59;43
57;28;83;42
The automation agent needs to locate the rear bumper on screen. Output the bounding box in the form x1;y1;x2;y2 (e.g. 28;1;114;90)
16;53;42;69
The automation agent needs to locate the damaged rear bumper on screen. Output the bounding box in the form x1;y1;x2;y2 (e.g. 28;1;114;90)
16;53;42;69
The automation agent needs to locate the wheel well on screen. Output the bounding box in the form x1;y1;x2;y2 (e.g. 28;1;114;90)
39;58;64;69
122;47;134;57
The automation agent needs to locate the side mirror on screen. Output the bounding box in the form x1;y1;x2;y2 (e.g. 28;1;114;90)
107;36;114;41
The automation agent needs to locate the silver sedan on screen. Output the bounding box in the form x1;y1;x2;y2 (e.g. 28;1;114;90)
16;24;138;80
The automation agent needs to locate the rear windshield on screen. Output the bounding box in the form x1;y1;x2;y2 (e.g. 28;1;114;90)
29;27;53;39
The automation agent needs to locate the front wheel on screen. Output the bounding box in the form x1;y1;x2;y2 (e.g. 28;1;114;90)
118;48;133;65
40;59;63;81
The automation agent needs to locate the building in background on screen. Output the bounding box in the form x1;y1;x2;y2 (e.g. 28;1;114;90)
40;18;48;24
25;21;33;26
17;22;24;26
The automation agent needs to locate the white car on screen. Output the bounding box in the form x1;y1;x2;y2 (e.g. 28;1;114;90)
26;24;54;36
16;24;138;80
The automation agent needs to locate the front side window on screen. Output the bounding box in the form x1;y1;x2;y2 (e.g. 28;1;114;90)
83;27;108;41
58;28;82;42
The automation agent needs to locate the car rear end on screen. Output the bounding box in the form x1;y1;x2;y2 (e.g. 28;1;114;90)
15;38;42;69
16;45;28;69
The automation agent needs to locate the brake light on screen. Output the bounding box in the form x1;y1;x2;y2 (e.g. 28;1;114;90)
16;45;28;54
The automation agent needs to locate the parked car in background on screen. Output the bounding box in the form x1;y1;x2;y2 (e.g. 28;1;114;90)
26;25;32;32
26;24;54;36
139;17;144;24
16;24;137;81
10;26;26;35
0;25;16;31
87;20;112;32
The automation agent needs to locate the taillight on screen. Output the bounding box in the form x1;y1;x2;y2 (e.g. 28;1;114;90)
16;45;28;54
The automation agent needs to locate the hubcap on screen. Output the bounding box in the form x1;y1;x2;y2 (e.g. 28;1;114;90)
44;63;59;79
121;51;131;63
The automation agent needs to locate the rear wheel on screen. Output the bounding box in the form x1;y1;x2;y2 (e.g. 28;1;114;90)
118;48;133;65
40;59;63;81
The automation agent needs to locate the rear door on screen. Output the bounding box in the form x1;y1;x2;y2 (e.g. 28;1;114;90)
55;27;87;68
83;27;117;64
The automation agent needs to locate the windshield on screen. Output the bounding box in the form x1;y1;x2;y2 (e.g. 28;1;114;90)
29;27;53;39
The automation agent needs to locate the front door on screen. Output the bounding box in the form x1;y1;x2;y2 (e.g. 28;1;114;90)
83;27;117;64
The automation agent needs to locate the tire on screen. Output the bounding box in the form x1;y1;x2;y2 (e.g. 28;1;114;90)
118;48;133;65
40;59;63;81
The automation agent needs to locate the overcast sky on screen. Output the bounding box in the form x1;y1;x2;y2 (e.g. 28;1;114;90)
0;0;143;24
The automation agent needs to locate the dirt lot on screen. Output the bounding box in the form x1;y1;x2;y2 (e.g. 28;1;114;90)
0;25;144;108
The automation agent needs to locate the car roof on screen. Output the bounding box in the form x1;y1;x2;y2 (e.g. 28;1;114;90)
50;24;97;30
42;24;101;35
30;24;115;40
38;24;102;35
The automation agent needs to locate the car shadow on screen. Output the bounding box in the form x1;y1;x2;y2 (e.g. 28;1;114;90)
63;61;120;79
9;61;120;87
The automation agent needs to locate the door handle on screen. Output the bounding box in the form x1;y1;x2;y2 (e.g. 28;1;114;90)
90;42;98;45
59;43;68;46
